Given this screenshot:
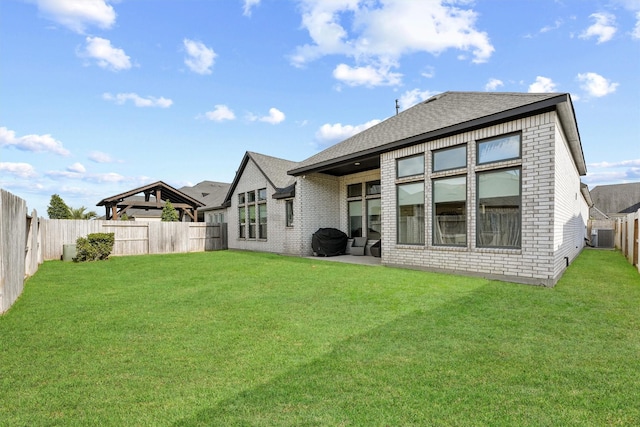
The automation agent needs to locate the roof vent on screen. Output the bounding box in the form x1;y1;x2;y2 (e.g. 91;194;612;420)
423;92;446;104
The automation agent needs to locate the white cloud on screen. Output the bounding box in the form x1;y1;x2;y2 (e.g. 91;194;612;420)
243;0;261;16
397;89;439;110
333;63;402;87
258;108;286;124
88;151;118;163
588;159;640;168
576;72;619;97
540;19;563;33
0;162;37;178
421;66;435;79
580;12;617;43
485;78;504;91
46;170;81;179
67;162;86;173
632;12;640;39
528;76;557;93
584;158;640;186
205;105;236;122
89;172;126;183
183;39;216;75
46;169;126;183
79;36;131;71
315;119;381;145
0;126;70;156
103;92;173;108
34;0;116;33
291;0;494;85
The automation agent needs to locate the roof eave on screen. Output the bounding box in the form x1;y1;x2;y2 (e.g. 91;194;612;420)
556;96;587;176
97;180;205;207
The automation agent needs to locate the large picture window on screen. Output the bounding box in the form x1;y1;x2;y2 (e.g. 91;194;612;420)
433;145;467;172
239;189;268;240
433;176;466;246
478;134;521;165
397;182;425;245
477;168;521;248
397;154;425;178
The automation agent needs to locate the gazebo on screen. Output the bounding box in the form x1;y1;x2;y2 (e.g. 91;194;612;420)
97;181;204;221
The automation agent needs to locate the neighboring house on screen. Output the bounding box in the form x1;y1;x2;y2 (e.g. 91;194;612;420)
228;91;590;286
589;182;640;219
180;180;230;223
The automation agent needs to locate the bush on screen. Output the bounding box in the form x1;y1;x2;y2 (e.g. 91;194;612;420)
161;201;179;222
74;233;115;262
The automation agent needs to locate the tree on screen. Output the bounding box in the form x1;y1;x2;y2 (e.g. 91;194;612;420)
161;200;179;222
47;194;71;219
70;206;98;220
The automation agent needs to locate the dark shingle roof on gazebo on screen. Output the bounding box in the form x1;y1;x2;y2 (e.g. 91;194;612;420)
97;181;204;221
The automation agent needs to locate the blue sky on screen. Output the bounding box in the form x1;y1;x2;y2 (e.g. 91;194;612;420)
1;0;639;216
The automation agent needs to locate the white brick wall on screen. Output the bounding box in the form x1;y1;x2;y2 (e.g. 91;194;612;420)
298;174;341;255
380;112;572;286
227;159;300;255
552;118;588;279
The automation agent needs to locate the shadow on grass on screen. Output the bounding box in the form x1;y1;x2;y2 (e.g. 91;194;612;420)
172;261;640;426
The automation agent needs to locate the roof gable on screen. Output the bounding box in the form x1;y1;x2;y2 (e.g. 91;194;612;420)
223;152;299;205
97;181;204;207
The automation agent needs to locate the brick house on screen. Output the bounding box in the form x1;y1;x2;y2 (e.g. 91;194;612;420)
226;92;590;286
225;151;301;254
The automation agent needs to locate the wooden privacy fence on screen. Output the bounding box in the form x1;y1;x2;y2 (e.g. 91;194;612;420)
40;219;227;261
615;209;640;274
1;189;40;313
1;188;228;313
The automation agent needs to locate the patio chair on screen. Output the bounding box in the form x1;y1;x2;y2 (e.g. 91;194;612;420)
351;237;367;256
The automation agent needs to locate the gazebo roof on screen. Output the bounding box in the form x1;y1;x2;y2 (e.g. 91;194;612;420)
97;181;204;221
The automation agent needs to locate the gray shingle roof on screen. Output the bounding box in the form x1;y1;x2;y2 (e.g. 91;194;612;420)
289;91;577;175
590;182;640;216
223;151;299;205
179;180;230;209
248;152;298;189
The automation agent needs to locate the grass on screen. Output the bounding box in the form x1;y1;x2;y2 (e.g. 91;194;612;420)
1;249;639;426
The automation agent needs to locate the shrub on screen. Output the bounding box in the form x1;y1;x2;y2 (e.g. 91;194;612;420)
161;201;179;222
74;233;115;262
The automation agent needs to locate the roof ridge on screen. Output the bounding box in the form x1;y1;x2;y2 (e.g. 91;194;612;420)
248;151;298;164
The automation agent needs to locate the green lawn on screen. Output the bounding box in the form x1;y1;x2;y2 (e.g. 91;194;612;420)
1;249;639;426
